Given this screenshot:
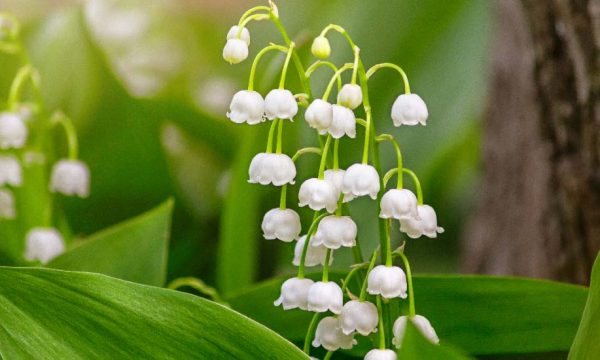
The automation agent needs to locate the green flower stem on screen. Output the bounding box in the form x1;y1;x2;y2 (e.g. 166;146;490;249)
335;194;343;216
322;248;332;282
359;247;380;301
376;134;403;189
366;63;411;94
332;138;340;170
402;168;423;205
238;5;271;26
303;312;321;353
351;45;360;84
167;277;227;305
265;118;279;153
321;63;354;101
341;263;367;294
384;219;393;267
317;135;332;179
248;44;288;91
279;185;287;210
50;111;79;160
297;212;328;279
361;108;372;164
7;64;42;110
376;295;386;349
324;351;334;360
275;117;284;154
292;147;322;162
398;251;416;317
278;41;295;89
319;24;357;49
238;13;269;34
305;60;342;91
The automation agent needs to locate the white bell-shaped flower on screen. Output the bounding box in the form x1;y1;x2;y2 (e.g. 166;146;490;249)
324;169;355;203
391;94;428;126
293;235;331;267
305;99;332;133
227;90;265;125
379;189;418;220
311;36;331;59
312;316;357;351
307;281;343;313
248;152;296;186
223;39;248;64
262;208;301;242
328;105;356;139
0;155;22;186
339;300;378;335
274;277;314;311
311;215;357;249
24;227;65;264
264;89;298;120
399;204;444;239
298;178;338;213
342;163;380;200
337;84;362;109
367;265;407;299
226;25;250;46
0;112;28;149
365;349;398;360
0;189;16;219
392;315;439;347
50;159;90;198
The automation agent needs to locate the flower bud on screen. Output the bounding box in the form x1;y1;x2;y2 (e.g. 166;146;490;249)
298;178;338;213
293;235;331;267
391;93;428;126
367;265;407;299
311;36;331;59
307;281;343;313
248;152;296;186
339;300;378;336
379;189;418;220
0;189;16;219
324;169;354;203
399;204;444;239
365;349;398;360
227;90;265;125
342;163;380;200
328;105;356;139
0;112;28;149
311;215;357;249
264;89;298;120
274;277;314;310
223;39;248;64
312;316;356;351
305;99;332;133
392;315;439;347
261;208;301;242
0;155;22;187
50;159;91;198
337;84;362;109
24;227;65;264
226;25;250;46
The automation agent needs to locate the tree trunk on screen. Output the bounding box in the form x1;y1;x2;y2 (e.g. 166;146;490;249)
463;0;600;284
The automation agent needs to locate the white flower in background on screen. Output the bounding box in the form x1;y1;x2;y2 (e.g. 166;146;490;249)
339;300;378;336
0;112;27;149
337;84;362;109
223;38;249;64
0;189;16;219
293;235;331;267
261;208;301;242
392;315;439;347
50;159;91;198
248;152;296;186
342;164;380;200
305;99;333;133
311;215;357;249
24;227;65;264
328;105;356;139
312;316;357;351
379;189;418;220
399;204;444;239
226;25;250;46
367;265;407;299
307;281;343;313
85;0;150;46
365;349;397;360
0;155;22;187
324;169;355;203
227;90;265;125
274;277;314;310
311;36;331;59
264;89;298;120
193;77;236;117
298;178;338;213
391;93;428;126
0;15;18;41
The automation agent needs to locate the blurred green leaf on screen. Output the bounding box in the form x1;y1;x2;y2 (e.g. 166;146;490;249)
0;267;307;359
568;252;600;359
397;321;471;359
48;199;173;286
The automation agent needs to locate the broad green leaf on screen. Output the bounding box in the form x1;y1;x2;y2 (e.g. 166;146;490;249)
0;267;307;360
397;322;471;359
569;252;600;359
48;199;173;286
227;273;588;355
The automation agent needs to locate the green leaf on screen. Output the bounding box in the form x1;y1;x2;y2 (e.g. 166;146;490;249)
227;273;588;356
0;267;307;360
568;252;600;359
397;322;472;359
48;199;173;286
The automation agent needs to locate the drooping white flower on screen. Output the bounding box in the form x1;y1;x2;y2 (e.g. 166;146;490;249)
0;112;28;149
311;215;357;249
298;178;338;213
328;105;356;139
305;99;332;133
367;265;407;299
324;169;355;203
311;36;331;59
49;159;91;198
264;89;298;120
261;208;301;242
391;94;428;126
399;204;444;239
342;163;380;200
379;189;418;220
337;84;362;109
0;189;16;219
226;25;250;46
339;300;378;336
312;316;357;351
226;90;265;125
0;155;22;187
24;227;65;264
307;281;343;314
274;277;314;311
293;235;331;267
392;315;439;347
223;38;248;64
365;349;398;360
248;152;296;186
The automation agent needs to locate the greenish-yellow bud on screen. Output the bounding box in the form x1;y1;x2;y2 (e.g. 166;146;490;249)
311;36;331;59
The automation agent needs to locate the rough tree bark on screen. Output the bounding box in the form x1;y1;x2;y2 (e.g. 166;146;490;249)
463;0;600;284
